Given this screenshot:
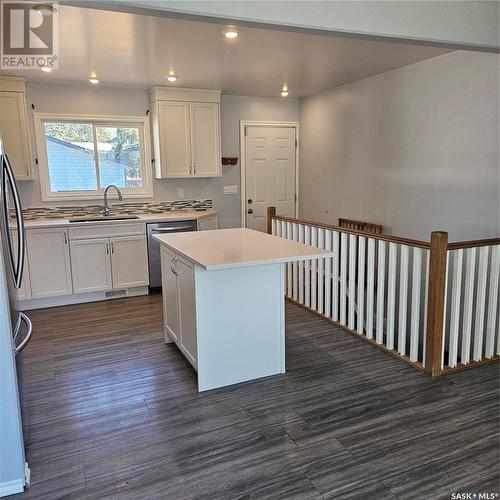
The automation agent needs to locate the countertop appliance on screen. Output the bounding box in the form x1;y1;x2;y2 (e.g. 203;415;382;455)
0;137;32;496
146;220;197;290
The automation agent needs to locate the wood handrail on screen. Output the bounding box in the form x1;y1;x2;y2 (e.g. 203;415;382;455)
448;238;500;250
268;211;431;249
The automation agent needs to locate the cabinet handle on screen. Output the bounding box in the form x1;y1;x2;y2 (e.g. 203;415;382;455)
111;242;114;254
170;257;178;276
193;164;196;175
25;164;29;176
64;232;68;245
106;243;109;254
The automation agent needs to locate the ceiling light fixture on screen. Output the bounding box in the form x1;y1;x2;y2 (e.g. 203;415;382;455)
89;78;99;84
167;75;178;82
41;67;52;73
224;30;239;39
281;86;289;97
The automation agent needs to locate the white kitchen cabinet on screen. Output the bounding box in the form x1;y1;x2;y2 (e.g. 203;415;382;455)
26;228;73;299
70;238;113;293
160;247;197;368
12;229;31;301
0;88;32;180
197;214;218;231
150;87;221;179
110;235;149;288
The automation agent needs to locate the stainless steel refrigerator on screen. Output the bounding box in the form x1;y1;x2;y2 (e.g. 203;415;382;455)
0;137;32;497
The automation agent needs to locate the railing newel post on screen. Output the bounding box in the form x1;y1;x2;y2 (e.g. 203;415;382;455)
267;206;276;234
425;231;449;377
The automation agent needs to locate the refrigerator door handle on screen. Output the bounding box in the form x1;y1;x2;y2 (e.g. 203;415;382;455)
14;313;33;355
2;154;25;289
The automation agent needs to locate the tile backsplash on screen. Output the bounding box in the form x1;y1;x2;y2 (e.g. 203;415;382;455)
17;200;213;220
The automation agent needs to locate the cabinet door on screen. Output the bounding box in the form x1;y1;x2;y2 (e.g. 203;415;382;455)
157;101;191;178
177;258;197;367
161;247;180;343
27;229;72;298
70;238;112;293
12;229;31;301
110;235;149;288
189;102;221;177
0;92;32;180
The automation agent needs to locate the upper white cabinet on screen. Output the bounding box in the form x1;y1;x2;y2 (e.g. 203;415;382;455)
26;228;73;299
150;87;221;179
0;77;33;180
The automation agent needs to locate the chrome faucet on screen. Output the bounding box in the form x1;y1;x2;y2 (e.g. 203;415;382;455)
103;185;123;216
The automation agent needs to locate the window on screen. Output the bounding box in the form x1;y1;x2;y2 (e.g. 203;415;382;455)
34;114;153;201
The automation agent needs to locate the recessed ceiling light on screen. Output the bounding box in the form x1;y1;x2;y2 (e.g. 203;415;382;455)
41;67;52;73
89;78;99;84
224;30;239;39
167;75;178;82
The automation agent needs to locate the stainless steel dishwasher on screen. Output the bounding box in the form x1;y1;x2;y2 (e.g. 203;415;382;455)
147;220;197;291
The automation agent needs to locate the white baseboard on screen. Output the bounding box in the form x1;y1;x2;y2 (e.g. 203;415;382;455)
0;478;24;497
19;286;149;310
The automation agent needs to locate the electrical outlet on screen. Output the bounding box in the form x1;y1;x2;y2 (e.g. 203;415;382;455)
177;188;184;197
223;185;238;195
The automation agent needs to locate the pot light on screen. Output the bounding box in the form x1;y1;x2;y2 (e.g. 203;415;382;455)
167;75;178;82
41;67;52;73
224;30;239;39
89;78;99;84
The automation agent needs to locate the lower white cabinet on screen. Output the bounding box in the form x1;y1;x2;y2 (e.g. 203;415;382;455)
71;235;149;294
26;228;73;299
161;247;197;368
12;229;31;301
70;238;113;293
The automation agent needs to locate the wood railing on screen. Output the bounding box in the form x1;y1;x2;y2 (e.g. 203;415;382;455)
338;218;383;234
267;207;500;376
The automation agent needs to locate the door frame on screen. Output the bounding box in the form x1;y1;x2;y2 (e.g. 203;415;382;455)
239;121;299;228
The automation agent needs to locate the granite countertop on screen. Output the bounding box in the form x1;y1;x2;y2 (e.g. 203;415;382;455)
153;228;334;271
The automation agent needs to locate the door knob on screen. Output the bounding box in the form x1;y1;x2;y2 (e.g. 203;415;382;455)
247;199;253;204
247;209;253;214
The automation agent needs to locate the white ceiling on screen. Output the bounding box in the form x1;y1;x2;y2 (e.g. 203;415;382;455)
3;5;452;97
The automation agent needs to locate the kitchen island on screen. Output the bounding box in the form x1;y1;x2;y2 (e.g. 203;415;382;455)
154;228;334;391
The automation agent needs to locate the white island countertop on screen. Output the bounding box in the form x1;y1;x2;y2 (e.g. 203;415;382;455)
153;228;334;270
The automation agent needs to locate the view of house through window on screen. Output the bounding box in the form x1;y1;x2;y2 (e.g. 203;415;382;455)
43;121;144;193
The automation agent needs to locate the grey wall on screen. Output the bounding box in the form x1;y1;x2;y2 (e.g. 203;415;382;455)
298;50;500;242
18;84;298;229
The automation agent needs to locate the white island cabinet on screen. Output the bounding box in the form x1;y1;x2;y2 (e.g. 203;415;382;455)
155;228;334;392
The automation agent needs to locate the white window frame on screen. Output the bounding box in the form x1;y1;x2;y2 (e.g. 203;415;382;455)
34;113;154;201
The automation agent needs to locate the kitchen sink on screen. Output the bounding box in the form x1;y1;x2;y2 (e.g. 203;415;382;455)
69;215;140;223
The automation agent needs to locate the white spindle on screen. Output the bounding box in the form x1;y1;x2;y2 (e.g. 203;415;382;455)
398;245;409;356
332;231;340;321
366;238;375;339
448;249;463;368
461;247;476;364
441;252;450;369
348;234;357;329
318;229;325;314
304;226;311;307
473;246;489;361
272;219;277;235
422;250;430;367
386;243;397;350
410;248;422;362
340;232;348;325
292;223;299;301
298;225;305;304
324;230;333;318
357;237;366;335
311;227;318;310
376;241;386;344
286;222;292;297
486;246;499;358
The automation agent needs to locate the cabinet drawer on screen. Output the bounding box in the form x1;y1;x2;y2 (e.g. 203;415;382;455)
69;222;145;240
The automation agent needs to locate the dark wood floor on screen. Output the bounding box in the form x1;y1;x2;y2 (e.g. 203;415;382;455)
13;295;499;499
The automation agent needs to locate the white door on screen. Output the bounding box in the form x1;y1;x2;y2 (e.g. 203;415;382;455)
177;258;197;367
190;102;221;177
161;247;180;343
245;126;296;232
27;228;73;298
70;238;112;293
158;101;191;178
0;91;32;179
110;236;149;288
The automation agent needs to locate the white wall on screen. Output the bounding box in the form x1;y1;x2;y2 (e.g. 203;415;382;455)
18;84;298;229
110;0;500;51
298;50;500;242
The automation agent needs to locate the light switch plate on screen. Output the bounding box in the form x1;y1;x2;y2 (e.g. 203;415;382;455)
177;188;184;197
223;185;238;195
